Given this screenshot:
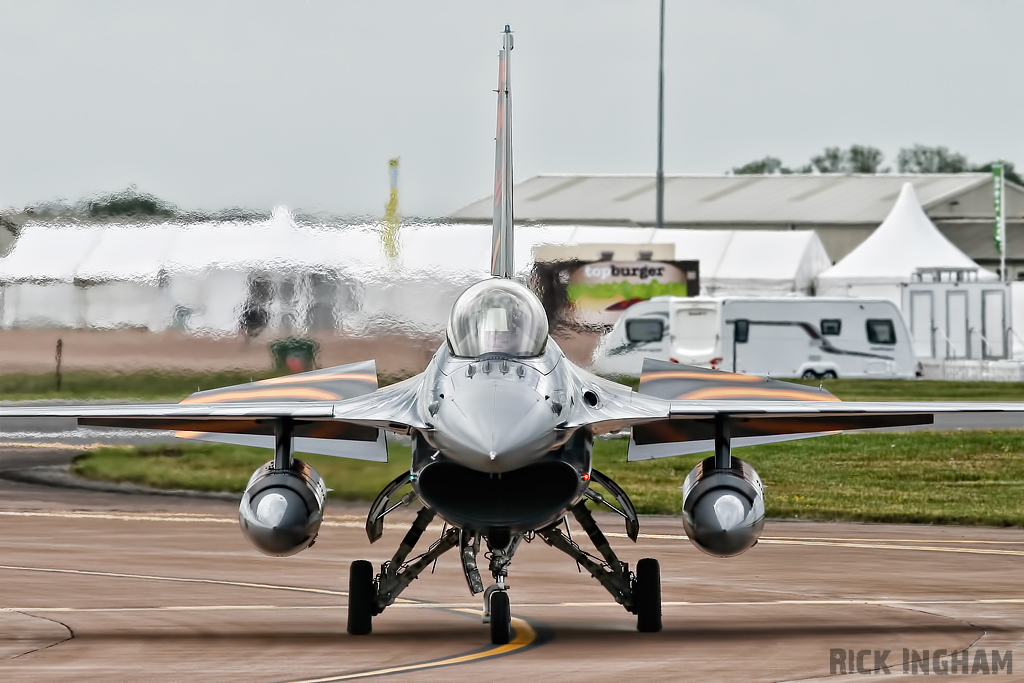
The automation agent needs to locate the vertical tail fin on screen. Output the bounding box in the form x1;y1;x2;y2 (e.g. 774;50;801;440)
491;25;514;278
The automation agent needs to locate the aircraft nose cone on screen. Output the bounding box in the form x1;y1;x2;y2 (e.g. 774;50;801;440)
432;379;558;472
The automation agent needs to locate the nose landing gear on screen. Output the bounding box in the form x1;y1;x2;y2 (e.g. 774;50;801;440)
487;588;511;645
478;531;521;645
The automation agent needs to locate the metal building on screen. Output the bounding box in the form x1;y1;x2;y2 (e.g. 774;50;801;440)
451;173;1024;278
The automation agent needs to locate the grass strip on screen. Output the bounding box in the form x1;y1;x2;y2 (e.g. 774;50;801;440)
73;430;1024;526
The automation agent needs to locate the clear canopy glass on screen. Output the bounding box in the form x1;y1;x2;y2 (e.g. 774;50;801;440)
447;279;549;358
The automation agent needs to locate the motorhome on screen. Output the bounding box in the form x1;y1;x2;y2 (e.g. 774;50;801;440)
593;296;916;379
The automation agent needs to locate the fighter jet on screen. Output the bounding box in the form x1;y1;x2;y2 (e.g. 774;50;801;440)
4;26;1024;646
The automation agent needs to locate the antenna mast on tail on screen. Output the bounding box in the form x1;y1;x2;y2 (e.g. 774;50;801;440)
491;25;514;278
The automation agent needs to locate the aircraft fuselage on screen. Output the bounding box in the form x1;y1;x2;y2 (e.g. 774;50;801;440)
412;340;593;532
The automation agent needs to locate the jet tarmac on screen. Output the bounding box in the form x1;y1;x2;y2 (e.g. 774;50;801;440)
0;446;1022;681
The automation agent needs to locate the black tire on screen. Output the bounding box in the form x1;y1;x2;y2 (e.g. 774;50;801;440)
634;557;662;633
801;369;818;380
489;590;511;645
822;370;838;379
347;560;375;636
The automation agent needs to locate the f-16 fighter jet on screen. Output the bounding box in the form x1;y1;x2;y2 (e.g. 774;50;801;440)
4;26;1024;645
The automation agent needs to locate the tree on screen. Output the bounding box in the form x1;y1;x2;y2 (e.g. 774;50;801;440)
896;145;970;173
972;161;1024;186
810;147;846;173
732;156;790;175
729;145;1019;183
809;145;885;173
85;185;177;218
846;145;886;173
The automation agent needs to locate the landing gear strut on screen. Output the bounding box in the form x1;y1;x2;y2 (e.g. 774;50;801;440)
346;505;460;636
538;499;662;633
478;531;521;644
351;471;659;639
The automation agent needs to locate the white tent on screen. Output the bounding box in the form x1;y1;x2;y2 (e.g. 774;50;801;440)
0;224;101;328
817;183;997;303
0;213;833;333
649;229;831;296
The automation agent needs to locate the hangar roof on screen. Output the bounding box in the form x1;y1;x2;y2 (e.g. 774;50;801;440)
450;173;1023;226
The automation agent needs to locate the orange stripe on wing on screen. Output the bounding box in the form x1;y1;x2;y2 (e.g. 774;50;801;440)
253;372;377;387
174;430;206;438
180;388;340;404
642;371;764;383
677;387;840;402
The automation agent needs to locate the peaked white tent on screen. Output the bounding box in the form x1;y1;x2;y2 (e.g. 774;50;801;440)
817;182;997;304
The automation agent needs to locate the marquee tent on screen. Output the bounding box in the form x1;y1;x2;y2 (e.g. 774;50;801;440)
817;183;997;303
0;211;833;334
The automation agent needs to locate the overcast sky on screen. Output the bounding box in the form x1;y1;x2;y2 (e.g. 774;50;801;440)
1;1;1021;217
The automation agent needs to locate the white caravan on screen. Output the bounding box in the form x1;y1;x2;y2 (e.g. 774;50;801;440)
593;296;916;379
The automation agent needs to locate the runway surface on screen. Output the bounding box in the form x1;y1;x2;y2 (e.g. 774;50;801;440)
0;448;1023;680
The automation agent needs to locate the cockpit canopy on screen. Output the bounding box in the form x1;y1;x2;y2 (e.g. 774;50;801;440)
447;279;549;358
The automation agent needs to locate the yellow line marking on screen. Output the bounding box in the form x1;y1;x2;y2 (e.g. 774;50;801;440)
285;610;537;683
0;560;538;682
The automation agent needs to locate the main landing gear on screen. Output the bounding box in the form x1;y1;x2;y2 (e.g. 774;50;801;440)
349;469;662;641
537;494;662;633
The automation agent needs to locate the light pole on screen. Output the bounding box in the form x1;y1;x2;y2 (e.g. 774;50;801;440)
656;0;665;231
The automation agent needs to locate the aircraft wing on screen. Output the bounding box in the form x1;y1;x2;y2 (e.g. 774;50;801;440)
627;398;1024;460
568;360;1024;461
0;362;427;462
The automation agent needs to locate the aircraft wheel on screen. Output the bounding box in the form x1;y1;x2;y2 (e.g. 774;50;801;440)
489;590;511;645
822;370;838;379
347;560;375;635
801;369;818;379
634;557;662;633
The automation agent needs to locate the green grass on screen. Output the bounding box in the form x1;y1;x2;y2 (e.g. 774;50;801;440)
73;431;1024;526
790;378;1024;402
73;443;411;501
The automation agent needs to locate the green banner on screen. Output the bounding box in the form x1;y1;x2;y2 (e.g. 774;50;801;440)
994;162;1005;255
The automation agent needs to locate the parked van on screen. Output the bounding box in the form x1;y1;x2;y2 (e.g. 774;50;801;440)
592;296;916;379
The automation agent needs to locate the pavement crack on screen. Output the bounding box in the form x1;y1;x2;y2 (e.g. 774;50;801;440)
9;610;75;659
